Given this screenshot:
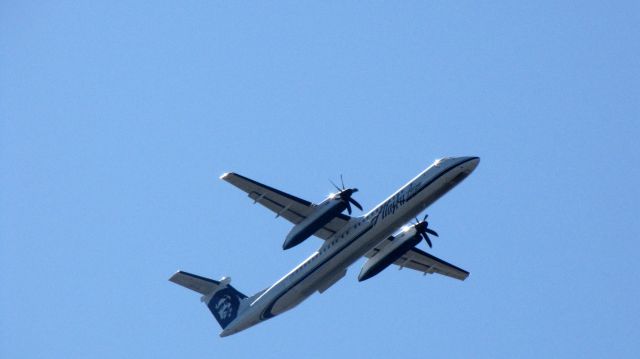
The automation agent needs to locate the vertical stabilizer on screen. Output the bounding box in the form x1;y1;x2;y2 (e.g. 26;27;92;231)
205;282;247;329
169;271;247;330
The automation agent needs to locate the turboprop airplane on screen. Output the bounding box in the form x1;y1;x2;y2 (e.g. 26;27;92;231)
170;156;479;337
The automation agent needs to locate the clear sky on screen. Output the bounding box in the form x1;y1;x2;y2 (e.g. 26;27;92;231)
1;1;639;358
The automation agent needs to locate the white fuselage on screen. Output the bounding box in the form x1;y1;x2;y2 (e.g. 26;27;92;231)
220;156;480;337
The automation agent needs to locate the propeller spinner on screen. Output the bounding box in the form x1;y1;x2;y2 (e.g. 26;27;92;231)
330;175;363;215
414;214;439;248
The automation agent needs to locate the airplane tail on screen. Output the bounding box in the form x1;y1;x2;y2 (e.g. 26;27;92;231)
169;271;248;329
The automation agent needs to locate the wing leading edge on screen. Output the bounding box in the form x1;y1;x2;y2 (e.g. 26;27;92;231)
220;172;350;240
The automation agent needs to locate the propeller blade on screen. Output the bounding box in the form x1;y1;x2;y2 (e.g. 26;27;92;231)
329;179;341;192
422;233;433;248
425;228;439;237
349;197;363;211
330;176;362;214
413;214;438;248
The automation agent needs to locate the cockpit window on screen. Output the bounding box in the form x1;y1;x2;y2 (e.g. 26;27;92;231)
434;157;452;167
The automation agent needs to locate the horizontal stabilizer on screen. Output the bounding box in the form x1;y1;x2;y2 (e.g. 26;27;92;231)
169;271;221;295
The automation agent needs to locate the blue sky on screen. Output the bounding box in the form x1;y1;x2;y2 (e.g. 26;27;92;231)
1;1;638;358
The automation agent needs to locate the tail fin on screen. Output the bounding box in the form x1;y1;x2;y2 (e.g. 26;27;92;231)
169;271;247;329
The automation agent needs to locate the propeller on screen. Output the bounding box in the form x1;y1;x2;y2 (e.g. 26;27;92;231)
329;175;363;215
413;214;439;248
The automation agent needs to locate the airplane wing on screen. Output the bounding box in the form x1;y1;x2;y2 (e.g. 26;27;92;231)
366;239;469;281
220;172;350;240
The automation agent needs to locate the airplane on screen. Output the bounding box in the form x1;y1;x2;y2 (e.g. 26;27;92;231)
170;156;480;337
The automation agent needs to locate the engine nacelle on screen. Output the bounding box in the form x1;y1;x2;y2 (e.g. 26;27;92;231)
358;227;422;281
282;198;347;250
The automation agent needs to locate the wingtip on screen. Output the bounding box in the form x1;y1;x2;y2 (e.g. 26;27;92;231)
220;172;233;180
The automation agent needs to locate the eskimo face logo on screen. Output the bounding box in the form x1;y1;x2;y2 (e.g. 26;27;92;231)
215;295;233;320
208;286;245;328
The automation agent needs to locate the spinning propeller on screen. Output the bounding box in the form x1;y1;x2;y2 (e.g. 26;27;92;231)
330;175;363;215
414;214;439;248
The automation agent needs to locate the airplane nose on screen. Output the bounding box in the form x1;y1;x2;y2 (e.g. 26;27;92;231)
467;156;480;166
462;156;480;173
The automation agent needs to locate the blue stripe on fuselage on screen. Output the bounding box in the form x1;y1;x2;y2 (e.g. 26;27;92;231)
367;157;476;226
259;157;476;320
260;225;373;319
